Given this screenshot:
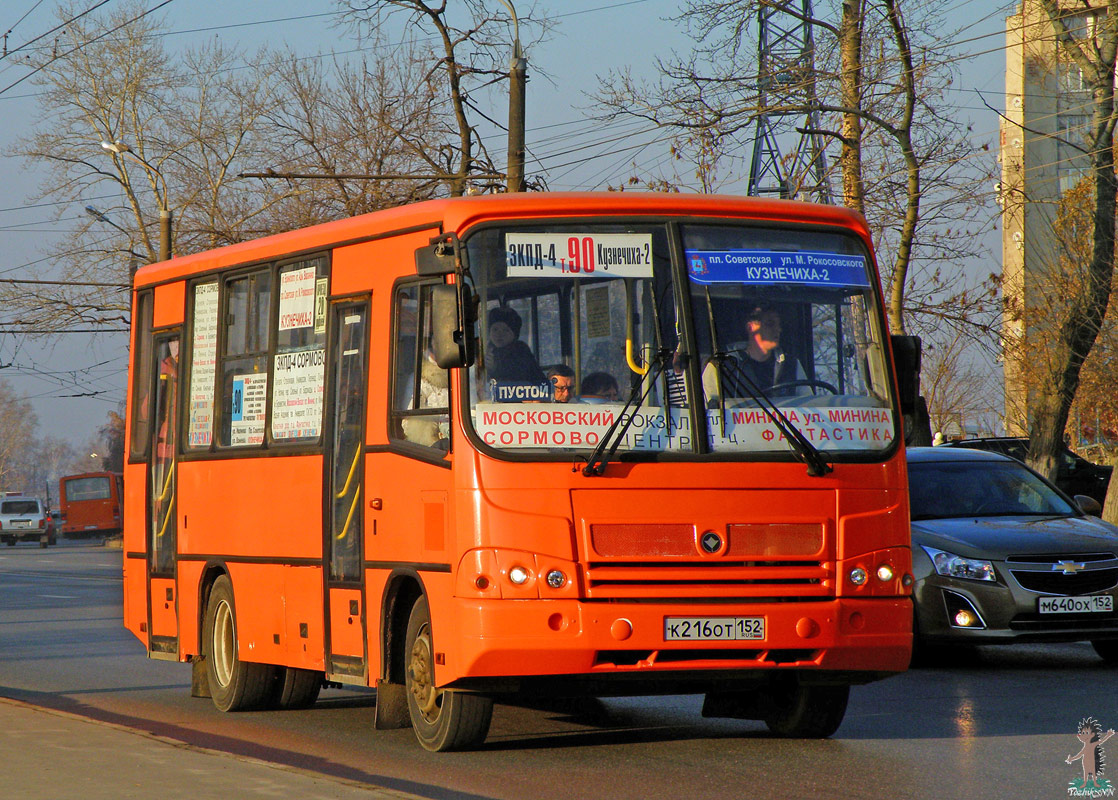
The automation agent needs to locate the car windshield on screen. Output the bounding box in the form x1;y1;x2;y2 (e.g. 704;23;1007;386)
464;221;895;461
908;460;1078;520
1;500;39;515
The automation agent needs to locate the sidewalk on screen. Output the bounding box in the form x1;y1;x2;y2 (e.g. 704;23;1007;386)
0;697;422;799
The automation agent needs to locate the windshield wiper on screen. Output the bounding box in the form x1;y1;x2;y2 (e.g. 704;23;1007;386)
717;356;833;478
582;348;671;477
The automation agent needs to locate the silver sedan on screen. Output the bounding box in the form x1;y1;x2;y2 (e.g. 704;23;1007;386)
908;446;1118;661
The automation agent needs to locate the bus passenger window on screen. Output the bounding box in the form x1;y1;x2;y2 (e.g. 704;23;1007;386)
391;283;450;452
219;269;272;447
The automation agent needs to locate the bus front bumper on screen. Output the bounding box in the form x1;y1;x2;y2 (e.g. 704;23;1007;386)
446;596;912;686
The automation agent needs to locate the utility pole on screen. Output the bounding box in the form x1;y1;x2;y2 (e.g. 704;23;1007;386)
498;0;527;193
747;0;832;203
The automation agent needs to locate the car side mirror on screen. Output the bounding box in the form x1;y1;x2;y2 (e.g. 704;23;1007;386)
1075;495;1103;516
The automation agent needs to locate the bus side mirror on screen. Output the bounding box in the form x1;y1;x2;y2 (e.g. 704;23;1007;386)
890;334;931;446
431;284;477;369
416;233;460;275
890;334;920;412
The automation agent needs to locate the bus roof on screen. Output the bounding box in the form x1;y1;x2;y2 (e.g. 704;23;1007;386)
133;192;872;288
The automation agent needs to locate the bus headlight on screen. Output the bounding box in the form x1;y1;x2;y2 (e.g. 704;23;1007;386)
508;565;531;585
545;569;566;589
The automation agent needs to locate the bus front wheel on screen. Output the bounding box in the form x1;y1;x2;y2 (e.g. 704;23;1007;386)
203;575;274;712
404;596;492;751
763;678;849;738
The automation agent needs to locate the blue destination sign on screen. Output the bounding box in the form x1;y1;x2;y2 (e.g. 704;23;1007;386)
685;250;870;288
490;381;552;402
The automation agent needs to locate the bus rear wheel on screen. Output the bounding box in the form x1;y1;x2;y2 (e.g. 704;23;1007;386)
404;596;492;751
203;575;274;712
270;667;323;709
763;678;849;738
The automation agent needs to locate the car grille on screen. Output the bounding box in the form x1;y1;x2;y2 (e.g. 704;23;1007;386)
1007;552;1118;595
1011;569;1118;594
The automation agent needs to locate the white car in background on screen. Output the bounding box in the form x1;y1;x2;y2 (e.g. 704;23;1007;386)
0;495;56;548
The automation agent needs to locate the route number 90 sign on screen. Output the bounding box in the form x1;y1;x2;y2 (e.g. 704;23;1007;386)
505;232;654;278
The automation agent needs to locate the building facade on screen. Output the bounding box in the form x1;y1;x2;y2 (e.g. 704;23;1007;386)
1000;1;1096;435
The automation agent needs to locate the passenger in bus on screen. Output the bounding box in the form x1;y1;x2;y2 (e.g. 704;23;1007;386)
401;350;450;449
485;306;545;385
580;371;620;403
702;304;807;404
545;364;575;403
155;339;179;460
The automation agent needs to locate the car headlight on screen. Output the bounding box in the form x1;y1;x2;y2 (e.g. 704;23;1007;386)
921;546;997;582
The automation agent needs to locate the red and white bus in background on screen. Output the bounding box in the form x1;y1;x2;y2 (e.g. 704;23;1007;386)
59;472;124;539
122;192;915;751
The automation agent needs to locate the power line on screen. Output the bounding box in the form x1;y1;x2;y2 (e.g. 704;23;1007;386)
0;0;177;97
0;0;115;62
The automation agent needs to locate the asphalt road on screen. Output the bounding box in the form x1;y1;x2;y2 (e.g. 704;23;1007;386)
0;540;1113;800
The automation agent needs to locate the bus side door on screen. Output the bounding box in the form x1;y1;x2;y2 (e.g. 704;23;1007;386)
324;301;370;682
148;331;181;656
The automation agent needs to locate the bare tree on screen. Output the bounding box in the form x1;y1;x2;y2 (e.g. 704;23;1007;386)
6;1;281;332
921;330;999;440
335;0;552;195
0;379;40;494
249;43;454;222
594;1;997;340
10;1;523;339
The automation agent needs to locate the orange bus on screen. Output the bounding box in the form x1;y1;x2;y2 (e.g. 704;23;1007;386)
58;471;123;538
123;193;914;751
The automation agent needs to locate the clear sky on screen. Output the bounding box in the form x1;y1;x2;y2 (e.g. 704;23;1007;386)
0;0;1012;450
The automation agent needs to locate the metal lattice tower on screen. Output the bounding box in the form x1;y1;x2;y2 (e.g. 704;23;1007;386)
747;0;833;203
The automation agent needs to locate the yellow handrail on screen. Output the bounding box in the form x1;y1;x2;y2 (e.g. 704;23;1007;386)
336;485;361;542
626;337;649;376
335;445;361;499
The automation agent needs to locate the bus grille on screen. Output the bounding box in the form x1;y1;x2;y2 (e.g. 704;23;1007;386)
582;559;832;600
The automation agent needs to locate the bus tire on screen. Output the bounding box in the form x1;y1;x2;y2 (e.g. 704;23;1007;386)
404;596;492;751
763;679;849;739
203;575;274;712
270;667;323;709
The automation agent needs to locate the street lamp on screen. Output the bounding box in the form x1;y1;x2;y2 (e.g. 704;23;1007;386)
100;140;172;262
495;0;527;193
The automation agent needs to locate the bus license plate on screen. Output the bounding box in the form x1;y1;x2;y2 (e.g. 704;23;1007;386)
1038;595;1113;614
664;617;765;641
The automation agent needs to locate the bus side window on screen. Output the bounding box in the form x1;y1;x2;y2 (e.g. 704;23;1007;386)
391;282;450;453
219;269;272;447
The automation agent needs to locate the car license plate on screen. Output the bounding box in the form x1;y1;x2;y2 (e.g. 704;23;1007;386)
664;616;765;641
1038;595;1114;614
11;520;30;529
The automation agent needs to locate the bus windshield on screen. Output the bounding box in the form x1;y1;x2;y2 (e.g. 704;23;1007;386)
465;221;895;460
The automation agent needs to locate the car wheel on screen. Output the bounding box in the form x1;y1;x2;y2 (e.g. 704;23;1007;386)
202;575;275;711
404;596;492;751
1091;639;1118;664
